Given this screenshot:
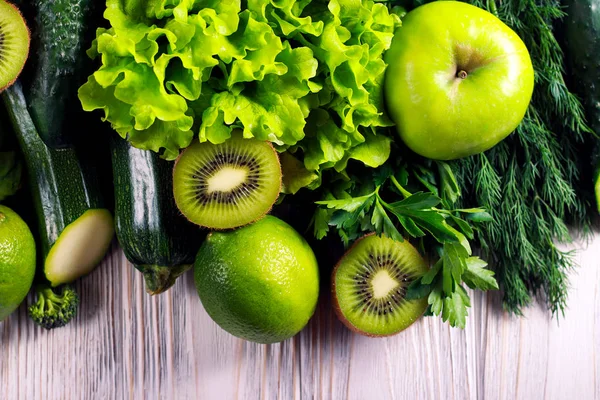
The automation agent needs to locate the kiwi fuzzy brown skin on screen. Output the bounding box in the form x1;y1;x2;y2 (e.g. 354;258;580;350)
331;233;429;337
0;1;31;92
172;138;283;231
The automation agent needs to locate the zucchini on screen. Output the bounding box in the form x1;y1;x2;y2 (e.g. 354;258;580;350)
110;137;203;294
25;0;99;148
0;109;22;201
2;81;114;286
562;0;600;211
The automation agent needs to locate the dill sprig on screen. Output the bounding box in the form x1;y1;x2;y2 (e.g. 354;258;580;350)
451;0;595;315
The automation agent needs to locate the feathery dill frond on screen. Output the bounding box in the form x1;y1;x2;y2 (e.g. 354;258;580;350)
452;0;594;314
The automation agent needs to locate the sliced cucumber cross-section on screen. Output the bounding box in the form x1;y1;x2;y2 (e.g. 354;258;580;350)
45;209;114;286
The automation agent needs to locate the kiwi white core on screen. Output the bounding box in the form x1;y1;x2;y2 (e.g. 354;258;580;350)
207;167;248;194
45;209;114;286
371;270;400;299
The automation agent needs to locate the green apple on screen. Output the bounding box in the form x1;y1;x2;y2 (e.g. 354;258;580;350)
384;1;534;160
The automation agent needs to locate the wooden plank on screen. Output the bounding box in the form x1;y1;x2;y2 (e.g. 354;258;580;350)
1;236;599;399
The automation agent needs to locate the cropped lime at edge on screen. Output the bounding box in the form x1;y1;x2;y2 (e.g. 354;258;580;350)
0;205;36;321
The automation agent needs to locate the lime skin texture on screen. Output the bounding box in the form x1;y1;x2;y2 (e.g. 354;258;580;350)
0;205;36;321
194;216;320;344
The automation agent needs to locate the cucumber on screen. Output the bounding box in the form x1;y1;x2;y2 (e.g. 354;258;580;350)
110;137;203;294
2;81;114;286
25;0;99;148
562;0;600;212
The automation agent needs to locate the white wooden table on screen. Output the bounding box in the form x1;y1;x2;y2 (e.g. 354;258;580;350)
1;234;599;400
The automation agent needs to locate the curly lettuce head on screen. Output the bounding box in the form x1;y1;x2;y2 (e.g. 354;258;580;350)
79;0;400;189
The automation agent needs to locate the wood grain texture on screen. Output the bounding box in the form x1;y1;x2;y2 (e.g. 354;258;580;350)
1;235;599;400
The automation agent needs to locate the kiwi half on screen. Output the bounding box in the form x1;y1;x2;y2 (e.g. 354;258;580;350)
0;1;30;91
173;134;282;230
332;233;429;337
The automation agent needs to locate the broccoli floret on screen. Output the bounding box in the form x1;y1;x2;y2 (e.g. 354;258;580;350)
28;285;80;329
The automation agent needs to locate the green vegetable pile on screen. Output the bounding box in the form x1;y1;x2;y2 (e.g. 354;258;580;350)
76;0;503;328
1;0;599;341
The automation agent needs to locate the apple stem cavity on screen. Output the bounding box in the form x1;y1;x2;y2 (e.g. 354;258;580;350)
457;70;468;79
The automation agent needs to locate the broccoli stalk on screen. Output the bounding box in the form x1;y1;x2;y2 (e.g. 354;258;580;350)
28;285;80;329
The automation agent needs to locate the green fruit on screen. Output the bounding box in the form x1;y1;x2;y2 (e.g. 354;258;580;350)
0;205;36;321
333;234;429;336
0;0;30;91
194;216;319;344
173;134;282;230
384;1;534;160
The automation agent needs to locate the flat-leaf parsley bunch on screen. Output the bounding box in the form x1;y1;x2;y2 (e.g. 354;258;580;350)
314;149;498;328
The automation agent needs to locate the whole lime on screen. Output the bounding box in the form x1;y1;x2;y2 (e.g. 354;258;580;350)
194;216;319;344
0;205;36;321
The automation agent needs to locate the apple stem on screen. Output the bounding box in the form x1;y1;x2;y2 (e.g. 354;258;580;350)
457;70;468;79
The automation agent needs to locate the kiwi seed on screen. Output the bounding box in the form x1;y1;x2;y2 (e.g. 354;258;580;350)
173;133;282;230
0;1;30;91
332;233;429;337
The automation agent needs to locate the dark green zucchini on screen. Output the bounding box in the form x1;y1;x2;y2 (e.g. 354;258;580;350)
110;136;203;294
25;0;100;148
2;81;114;286
562;0;600;212
0;108;22;201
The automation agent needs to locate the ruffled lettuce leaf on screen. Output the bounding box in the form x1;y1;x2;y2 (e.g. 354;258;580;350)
199;42;318;145
80;0;400;186
250;0;325;37
79;60;194;159
80;0;320;159
300;109;393;173
336;129;393;171
280;152;319;194
269;0;400;174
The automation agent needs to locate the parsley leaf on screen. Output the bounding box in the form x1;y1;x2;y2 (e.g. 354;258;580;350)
428;286;444;316
463;257;500;291
393;212;427;237
405;279;431;300
316;193;376;212
416;242;497;328
313;207;331;240
437;161;460;204
444;242;469;284
378;192;461;243
372;199;404;242
422;259;442;285
386;203;459;243
465;211;494;223
311;150;498;329
442;289;469;328
387;192;442;209
448;214;474;239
